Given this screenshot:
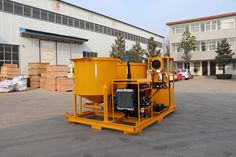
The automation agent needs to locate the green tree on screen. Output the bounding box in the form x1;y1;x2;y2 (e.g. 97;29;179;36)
180;31;197;68
126;42;145;63
215;39;235;75
145;37;161;57
110;37;126;61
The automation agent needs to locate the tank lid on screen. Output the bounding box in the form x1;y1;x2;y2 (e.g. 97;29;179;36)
71;57;120;62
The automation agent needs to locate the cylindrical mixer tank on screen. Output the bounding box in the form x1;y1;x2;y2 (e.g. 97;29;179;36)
72;58;119;103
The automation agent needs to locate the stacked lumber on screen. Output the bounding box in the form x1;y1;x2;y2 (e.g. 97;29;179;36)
40;73;47;88
0;64;20;79
56;77;74;92
28;63;49;88
45;65;68;91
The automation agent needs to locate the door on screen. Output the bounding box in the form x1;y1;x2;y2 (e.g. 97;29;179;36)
184;62;190;69
40;41;56;65
210;61;216;76
57;42;71;65
202;61;208;76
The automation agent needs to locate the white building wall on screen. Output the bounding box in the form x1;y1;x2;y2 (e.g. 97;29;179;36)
0;0;163;75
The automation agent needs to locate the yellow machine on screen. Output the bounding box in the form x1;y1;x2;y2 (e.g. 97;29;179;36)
66;57;176;134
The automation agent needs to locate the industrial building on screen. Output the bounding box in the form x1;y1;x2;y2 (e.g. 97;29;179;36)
167;12;236;76
0;0;164;75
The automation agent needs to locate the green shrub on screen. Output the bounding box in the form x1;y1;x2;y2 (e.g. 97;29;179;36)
216;74;232;79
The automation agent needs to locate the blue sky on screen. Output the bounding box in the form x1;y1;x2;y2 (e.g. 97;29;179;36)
64;0;236;37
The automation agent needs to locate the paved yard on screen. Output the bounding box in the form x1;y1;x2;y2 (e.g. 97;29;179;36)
0;78;236;157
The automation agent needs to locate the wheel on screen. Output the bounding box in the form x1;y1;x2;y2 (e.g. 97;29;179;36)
183;76;186;80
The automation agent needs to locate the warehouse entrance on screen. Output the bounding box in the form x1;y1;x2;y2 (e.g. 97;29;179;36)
40;40;56;65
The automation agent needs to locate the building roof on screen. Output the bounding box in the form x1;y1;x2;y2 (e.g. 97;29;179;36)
20;28;88;44
59;0;164;38
166;12;236;26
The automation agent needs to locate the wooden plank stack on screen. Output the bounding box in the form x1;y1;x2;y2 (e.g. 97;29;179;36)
0;64;20;80
28;63;49;88
40;73;47;88
56;77;74;92
45;65;68;91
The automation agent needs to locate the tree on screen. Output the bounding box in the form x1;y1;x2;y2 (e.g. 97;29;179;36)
164;38;170;57
126;42;145;63
145;37;161;57
110;37;126;61
215;39;235;75
180;31;197;68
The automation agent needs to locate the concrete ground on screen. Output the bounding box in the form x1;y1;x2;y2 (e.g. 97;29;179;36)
0;78;236;157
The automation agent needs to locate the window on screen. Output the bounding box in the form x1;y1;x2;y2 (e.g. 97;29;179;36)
228;38;235;49
23;5;31;17
185;25;189;32
115;30;118;37
56;14;61;24
173;43;183;53
4;0;13;13
217;20;221;30
200;22;205;32
111;29;115;36
206;21;211;30
104;27;108;34
48;12;55;22
191;23;199;32
201;41;206;51
86;22;90;29
74;19;79;27
95;24;99;32
99;25;103;33
83;51;98;57
212;21;217;30
233;59;236;70
62;16;68;25
108;28;112;35
0;0;2;10
68;18;73;26
33;8;40;19
176;25;185;34
41;10;48;21
221;18;235;29
79;20;85;29
90;23;94;31
210;40;217;50
0;44;19;66
14;3;23;15
194;42;200;51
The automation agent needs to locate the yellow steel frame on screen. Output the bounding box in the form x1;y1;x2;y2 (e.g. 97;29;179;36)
66;57;176;134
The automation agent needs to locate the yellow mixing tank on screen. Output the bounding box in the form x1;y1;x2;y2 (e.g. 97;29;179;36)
117;62;146;79
72;57;119;103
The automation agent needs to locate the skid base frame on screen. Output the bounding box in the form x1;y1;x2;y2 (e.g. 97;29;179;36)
65;105;175;134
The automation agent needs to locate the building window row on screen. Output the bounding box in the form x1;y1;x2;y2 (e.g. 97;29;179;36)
83;51;98;58
0;43;19;67
0;0;162;47
172;37;236;53
172;18;236;34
